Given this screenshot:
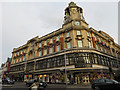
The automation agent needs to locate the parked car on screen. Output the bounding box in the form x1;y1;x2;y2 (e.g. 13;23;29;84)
26;79;36;87
91;79;120;90
2;77;14;84
39;81;47;88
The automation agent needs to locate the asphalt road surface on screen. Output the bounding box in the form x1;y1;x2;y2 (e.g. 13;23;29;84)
1;82;92;90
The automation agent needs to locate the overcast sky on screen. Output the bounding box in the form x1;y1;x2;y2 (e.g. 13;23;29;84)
1;1;118;64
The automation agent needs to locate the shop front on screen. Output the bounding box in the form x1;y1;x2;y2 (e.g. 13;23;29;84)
24;73;33;82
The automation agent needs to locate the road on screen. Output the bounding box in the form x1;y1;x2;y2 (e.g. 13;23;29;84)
1;82;92;90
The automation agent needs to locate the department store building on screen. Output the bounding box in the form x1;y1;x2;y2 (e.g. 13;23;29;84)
9;2;120;84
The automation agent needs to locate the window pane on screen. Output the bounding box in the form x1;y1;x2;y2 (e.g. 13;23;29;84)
89;42;92;48
45;41;47;45
50;47;53;53
94;36;97;41
44;49;47;55
57;36;59;41
50;39;52;43
39;51;41;56
87;32;89;36
77;31;81;35
40;43;41;47
57;45;60;51
78;40;82;47
67;33;70;37
67;42;71;48
96;44;98;50
31;53;32;59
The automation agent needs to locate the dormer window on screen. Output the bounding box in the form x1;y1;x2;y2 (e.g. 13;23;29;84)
67;32;70;37
57;36;59;41
77;31;81;35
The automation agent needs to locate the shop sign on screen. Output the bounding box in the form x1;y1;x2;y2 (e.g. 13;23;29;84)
75;63;86;68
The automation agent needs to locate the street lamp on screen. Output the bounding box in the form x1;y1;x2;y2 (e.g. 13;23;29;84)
64;48;68;85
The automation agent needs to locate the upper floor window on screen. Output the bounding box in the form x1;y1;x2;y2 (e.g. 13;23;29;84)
14;59;15;63
99;38;101;43
94;35;97;41
17;52;19;56
77;31;81;35
50;47;53;53
78;40;83;47
24;49;26;53
44;41;47;45
17;59;18;63
57;45;60;51
21;51;22;54
39;43;41;47
101;46;103;51
44;49;47;55
50;39;52;43
23;56;25;61
88;41;92;48
67;42;71;48
96;44;99;50
104;48;107;53
39;51;41;56
31;53;32;59
67;32;70;37
57;36;59;41
20;58;22;62
87;32;90;36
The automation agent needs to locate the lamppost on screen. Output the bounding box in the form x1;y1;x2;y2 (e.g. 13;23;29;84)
64;49;67;85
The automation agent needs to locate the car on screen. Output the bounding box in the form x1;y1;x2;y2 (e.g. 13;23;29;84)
2;77;14;84
39;81;47;88
91;79;120;90
26;79;37;87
